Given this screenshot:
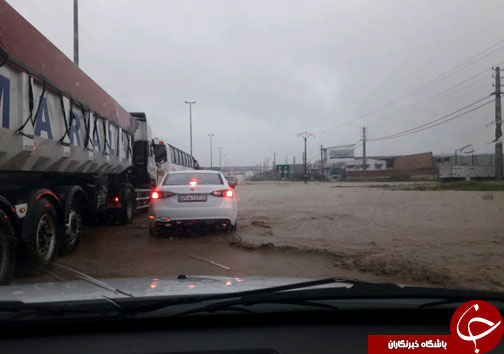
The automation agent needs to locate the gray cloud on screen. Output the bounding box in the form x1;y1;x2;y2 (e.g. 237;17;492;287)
8;0;504;165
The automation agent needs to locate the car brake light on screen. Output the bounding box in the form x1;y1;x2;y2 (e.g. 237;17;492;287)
189;178;198;186
211;189;234;198
152;191;174;199
114;196;120;203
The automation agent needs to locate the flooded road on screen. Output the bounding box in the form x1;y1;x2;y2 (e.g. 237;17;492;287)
13;181;503;291
12;214;375;285
13;213;430;287
233;182;504;291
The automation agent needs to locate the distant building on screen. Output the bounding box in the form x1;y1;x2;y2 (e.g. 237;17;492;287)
321;151;436;180
434;154;495;180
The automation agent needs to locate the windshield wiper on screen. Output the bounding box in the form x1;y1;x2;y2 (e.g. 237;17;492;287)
50;263;135;298
121;277;399;315
117;277;504;317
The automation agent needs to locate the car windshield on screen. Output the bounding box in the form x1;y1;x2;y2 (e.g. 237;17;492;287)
163;173;223;185
0;0;503;321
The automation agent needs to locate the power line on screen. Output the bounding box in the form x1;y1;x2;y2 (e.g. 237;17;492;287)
367;86;491;130
317;37;504;134
406;73;489;108
369;96;494;142
408;41;504;95
318;67;493;135
369;95;493;141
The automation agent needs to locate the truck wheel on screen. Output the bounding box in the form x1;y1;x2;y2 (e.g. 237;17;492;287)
0;210;16;285
23;198;60;267
120;190;135;224
60;203;82;256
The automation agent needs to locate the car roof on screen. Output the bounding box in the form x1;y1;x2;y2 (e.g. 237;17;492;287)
168;170;220;175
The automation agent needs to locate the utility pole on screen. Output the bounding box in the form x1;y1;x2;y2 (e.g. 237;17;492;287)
298;132;315;183
73;0;79;66
218;147;223;170
208;134;215;168
494;67;503;180
185;101;196;158
320;145;324;179
293;156;296;165
285;157;288;164
362;127;367;181
273;153;276;171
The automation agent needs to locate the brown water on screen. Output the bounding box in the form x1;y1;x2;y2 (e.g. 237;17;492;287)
13;214;428;286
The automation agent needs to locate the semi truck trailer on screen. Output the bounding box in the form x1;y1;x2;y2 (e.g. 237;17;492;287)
0;1;158;284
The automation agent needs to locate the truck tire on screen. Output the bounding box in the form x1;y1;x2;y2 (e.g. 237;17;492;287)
120;189;135;224
60;202;83;256
23;198;60;267
0;209;16;285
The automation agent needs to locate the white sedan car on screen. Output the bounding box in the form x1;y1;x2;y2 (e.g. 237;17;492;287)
149;170;238;234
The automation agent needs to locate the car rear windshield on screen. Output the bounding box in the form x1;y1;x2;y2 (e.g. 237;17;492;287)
163;173;223;185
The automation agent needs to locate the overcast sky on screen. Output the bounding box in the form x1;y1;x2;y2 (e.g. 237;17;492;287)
7;0;504;166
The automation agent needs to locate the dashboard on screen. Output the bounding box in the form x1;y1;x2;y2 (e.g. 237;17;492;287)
0;309;463;354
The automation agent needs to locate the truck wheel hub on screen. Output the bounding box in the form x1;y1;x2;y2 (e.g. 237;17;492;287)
36;215;56;261
65;209;81;244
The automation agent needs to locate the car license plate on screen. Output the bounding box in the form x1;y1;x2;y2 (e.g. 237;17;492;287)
178;194;207;202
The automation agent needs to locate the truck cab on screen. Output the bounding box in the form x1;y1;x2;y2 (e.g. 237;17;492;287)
152;137;171;184
131;113;157;188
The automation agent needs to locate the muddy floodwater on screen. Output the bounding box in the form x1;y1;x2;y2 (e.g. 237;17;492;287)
14;216;400;286
233;181;504;291
13;181;504;291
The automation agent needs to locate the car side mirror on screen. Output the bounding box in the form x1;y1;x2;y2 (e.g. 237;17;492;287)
229;182;236;189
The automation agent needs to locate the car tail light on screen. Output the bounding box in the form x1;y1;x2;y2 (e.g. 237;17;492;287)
211;189;234;198
151;191;174;199
189;178;198;186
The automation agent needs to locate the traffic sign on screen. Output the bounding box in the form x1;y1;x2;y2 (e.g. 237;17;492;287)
276;165;290;179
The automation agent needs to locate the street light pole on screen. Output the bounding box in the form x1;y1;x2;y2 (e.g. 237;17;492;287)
297;132;315;183
218;147;223;170
185;101;196;158
208;134;215;168
73;0;79;66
